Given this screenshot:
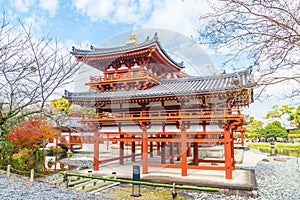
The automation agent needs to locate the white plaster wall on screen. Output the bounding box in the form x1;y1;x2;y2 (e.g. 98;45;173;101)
187;124;203;132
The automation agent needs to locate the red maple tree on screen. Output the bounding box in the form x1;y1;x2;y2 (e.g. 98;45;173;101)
6;119;58;151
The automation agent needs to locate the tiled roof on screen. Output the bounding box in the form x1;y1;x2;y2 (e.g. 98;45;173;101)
64;69;253;102
71;33;184;69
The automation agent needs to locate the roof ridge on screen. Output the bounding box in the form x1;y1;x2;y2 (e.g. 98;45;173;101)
161;69;251;83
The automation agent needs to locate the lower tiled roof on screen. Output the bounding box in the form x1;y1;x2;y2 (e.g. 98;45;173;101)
64;69;253;102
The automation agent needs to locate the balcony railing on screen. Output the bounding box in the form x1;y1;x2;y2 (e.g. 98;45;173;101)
81;108;243;122
88;70;160;84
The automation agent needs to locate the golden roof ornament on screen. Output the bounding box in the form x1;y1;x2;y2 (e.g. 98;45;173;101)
126;33;139;45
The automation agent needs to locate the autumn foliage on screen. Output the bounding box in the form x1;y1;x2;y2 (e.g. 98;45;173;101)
5;119;59;151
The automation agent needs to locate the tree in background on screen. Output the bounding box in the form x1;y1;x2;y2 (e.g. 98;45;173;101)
0;13;80;136
245;116;263;139
265;104;300;128
4;119;58;172
199;0;300;98
260;121;288;142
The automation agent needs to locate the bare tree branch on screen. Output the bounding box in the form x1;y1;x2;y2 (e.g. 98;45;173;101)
0;13;80;135
199;0;300;99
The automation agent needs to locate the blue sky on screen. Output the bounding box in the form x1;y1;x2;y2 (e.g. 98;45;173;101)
1;0;207;48
1;0;298;120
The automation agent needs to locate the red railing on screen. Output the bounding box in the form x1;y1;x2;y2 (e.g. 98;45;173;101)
88;70;159;83
82;108;242;120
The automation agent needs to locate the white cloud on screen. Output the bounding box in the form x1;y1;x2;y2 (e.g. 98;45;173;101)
12;0;35;12
72;0;153;24
72;0;211;39
23;13;46;34
39;0;59;17
142;0;202;37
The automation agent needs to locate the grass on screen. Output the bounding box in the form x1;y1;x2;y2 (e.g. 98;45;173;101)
247;142;300;150
275;143;300;149
247;142;270;149
100;186;189;200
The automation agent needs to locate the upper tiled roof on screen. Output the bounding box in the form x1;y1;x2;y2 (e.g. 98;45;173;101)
71;33;185;69
64;69;253;102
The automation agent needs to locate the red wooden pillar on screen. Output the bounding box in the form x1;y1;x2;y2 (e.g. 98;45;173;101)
193;142;199;165
150;141;154;158
161;124;166;164
94;131;100;171
181;127;187;176
187;142;192;157
241;131;245;147
156;141;161;156
231;130;235;170
170;139;174;164
119;125;124;165
131;135;136;162
161;138;166;164
224;129;233;179
142;127;148;174
176;142;181;161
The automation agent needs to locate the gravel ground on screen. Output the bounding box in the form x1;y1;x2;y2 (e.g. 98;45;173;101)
189;155;300;200
0;172;112;200
1;152;299;200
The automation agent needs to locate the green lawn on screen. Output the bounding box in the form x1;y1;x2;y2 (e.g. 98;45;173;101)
247;142;300;150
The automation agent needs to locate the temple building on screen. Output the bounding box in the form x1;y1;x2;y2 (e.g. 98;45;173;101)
64;33;253;179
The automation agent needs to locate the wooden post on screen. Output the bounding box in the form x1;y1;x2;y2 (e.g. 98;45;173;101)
193;142;199;165
187;142;191;157
181;127;187;176
119;123;124;165
231;130;235;170
30;169;34;182
224;130;233;179
94;131;100;171
156;141;161;156
7;165;10;177
150;141;154;158
241;131;245;147
176;142;181;161
120;134;124;165
142;127;148;174
161;137;166;164
170;140;174;164
131;135;136;162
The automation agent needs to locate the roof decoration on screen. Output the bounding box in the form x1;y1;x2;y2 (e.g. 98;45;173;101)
71;33;185;70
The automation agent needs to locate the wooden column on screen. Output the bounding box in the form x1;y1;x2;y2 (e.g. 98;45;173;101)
140;102;149;174
231;130;235;170
94;131;99;171
131;135;136;162
142;125;148;174
224;128;233;179
187;142;192;157
193;141;199;165
181;126;187;176
241;131;245;147
119;124;124;165
156;140;161;156
170;139;174;164
150;141;154;158
176;142;181;161
161;124;166;164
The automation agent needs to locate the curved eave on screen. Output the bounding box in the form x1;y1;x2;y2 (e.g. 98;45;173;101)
71;38;185;70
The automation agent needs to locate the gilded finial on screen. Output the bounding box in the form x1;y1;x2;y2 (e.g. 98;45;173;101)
126;33;139;45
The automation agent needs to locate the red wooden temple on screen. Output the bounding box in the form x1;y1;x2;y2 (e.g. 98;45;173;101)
64;34;253;179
